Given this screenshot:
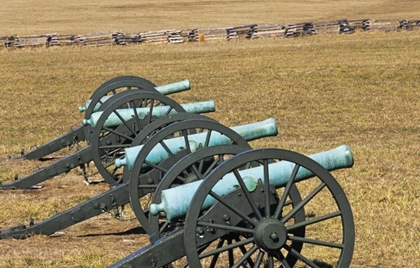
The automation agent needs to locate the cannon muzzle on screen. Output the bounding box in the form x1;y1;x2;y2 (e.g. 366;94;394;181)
114;118;278;170
82;100;215;128
150;144;354;221
78;79;191;112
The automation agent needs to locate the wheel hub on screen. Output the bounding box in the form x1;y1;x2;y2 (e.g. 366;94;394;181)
254;218;287;251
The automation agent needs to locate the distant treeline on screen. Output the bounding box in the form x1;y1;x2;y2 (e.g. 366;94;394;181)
1;18;419;49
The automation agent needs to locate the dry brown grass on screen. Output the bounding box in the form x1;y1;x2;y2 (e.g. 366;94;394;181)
1;1;420;267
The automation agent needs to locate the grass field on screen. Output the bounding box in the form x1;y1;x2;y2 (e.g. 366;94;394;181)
2;0;420;35
1;1;420;267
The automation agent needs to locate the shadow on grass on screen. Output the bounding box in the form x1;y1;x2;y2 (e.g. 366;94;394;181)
78;226;147;237
312;260;333;268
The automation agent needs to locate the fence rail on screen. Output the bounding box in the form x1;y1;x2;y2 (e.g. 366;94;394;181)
1;18;419;49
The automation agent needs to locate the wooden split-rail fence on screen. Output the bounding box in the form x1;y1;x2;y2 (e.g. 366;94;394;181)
1;18;419;49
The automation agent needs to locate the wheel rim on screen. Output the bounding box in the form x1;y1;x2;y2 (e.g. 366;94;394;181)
90;91;185;185
184;148;354;268
84;78;157;120
128;119;250;235
89;75;156;100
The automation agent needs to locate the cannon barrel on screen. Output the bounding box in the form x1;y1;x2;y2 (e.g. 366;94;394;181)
78;79;191;112
114;118;278;170
82;100;215;128
150;144;354;221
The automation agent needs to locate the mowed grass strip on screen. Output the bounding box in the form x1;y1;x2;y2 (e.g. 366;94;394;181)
0;29;419;267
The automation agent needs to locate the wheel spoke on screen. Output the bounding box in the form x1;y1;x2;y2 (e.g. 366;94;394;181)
272;250;284;261
99;144;131;150
102;126;134;142
143;160;169;174
190;163;204;181
273;163;300;219
288;235;344;249
263;159;271;217
231;244;258;268
108;150;118;162
287;211;342;231
273;251;292;268
100;149;115;164
253;250;264;268
174;175;188;184
158;220;171;234
234;234;255;267
198;237;254;259
233;169;263;221
137;184;158;189
203;130;213;147
209;190;257;227
228;238;234;267
283;244;321;268
267;255;274;268
197;221;254;234
146;99;154;124
281;259;292;268
182;130;192;153
208;238;225;268
130;100;143;133
163;105;174;116
110;166;118;176
159;140;177;162
281;182;326;223
102;160;115;169
139;98;147;107
202;156;221;177
197;156;206;175
112;110;137;136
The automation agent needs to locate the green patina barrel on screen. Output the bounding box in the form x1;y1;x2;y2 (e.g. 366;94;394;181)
79;79;191;112
150;144;354;221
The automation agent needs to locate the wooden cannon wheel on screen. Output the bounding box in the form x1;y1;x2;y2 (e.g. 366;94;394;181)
89;75;156;100
90;91;186;186
119;113;219;183
83;76;158;120
147;145;304;267
183;148;355;268
128;119;250;235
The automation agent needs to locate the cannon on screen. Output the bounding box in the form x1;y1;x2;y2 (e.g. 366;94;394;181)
0;75;355;266
78;78;191;113
16;75;191;160
0;90;215;189
0;116;278;239
110;144;355;268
